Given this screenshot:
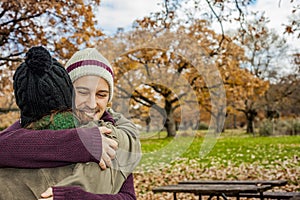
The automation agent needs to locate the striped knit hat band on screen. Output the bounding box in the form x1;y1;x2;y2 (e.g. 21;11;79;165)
65;48;114;102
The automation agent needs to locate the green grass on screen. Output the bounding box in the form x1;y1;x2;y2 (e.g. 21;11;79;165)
138;131;300;170
199;136;300;166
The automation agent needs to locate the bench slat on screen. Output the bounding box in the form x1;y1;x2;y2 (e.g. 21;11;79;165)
178;180;288;187
153;184;271;196
237;192;300;199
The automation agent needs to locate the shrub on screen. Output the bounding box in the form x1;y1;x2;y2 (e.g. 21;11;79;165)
285;118;300;135
259;118;300;136
258;119;274;136
276;119;293;135
294;120;300;135
198;122;209;130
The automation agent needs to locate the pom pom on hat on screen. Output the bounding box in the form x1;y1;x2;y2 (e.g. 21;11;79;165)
66;48;114;102
25;46;52;74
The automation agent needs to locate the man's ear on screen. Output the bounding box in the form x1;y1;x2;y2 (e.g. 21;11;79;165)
107;102;112;107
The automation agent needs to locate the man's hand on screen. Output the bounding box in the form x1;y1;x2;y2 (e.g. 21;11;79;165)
39;187;53;200
99;127;118;169
99;126;112;135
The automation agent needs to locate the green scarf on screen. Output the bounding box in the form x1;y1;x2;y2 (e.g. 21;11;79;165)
27;111;79;130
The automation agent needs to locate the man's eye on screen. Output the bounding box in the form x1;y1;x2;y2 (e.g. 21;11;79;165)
97;93;107;98
78;91;88;95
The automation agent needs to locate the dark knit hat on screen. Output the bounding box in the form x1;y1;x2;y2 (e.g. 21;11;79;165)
13;46;74;127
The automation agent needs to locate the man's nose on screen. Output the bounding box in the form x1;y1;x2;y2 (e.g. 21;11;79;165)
86;95;97;109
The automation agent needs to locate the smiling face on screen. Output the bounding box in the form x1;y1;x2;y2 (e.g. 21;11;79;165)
73;75;110;121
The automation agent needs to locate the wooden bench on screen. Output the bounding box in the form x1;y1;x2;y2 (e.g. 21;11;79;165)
236;191;300;199
175;180;299;199
152;183;272;200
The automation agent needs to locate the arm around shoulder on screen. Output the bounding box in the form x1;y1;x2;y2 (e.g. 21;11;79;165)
0;121;102;168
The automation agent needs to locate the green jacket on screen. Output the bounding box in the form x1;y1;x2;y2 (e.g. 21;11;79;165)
0;108;141;200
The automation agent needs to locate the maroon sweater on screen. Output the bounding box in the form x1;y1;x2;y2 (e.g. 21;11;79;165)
0;113;136;199
53;174;136;200
0;120;101;168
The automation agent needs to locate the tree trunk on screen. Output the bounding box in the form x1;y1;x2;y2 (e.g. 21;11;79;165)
145;116;151;132
165;116;176;137
213;110;226;133
233;114;237;129
246;119;254;133
246;109;257;134
164;101;176;137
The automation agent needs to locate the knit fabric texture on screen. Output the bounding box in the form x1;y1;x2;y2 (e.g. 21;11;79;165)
65;48;114;102
26;111;78;130
27;110;115;130
13;46;74;127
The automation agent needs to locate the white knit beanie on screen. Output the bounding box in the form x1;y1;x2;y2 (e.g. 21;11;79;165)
66;48;114;102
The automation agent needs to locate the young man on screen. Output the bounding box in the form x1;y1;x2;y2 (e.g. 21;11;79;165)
0;47;141;199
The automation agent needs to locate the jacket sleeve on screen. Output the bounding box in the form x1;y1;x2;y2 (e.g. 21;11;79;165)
53;173;136;200
105;108;142;176
0;121;102;168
